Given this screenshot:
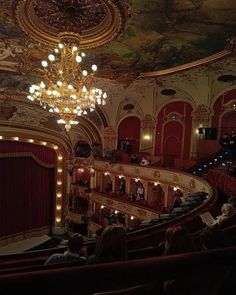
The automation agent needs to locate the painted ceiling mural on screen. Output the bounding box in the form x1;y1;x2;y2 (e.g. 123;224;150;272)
0;0;235;78
88;0;236;76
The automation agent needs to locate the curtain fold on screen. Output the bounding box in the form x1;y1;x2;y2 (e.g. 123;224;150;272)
0;142;55;238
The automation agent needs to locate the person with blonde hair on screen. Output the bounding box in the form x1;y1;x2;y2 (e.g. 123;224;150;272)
212;203;234;225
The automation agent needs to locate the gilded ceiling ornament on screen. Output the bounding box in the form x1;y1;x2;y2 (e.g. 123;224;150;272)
192;104;212;126
15;0;127;49
164;112;183;123
141;114;155;130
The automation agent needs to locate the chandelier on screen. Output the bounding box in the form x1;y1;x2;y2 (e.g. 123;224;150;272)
27;33;107;132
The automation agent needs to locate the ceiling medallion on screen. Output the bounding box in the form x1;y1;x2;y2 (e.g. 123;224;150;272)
15;0;126;49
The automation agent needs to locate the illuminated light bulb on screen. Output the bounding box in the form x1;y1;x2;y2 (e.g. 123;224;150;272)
76;55;82;63
81;52;86;57
130;216;134;220
54;145;58;150
57;81;62;86
0;136;3;139
57;181;62;185
82;70;88;76
56;218;61;222
14;137;19;141
56;205;62;210
92;64;97;71
29;139;34;143
57;193;62;198
101;205;104;209
58;43;64;48
58;169;62;173
42;141;47;145
42;60;48;67
72;46;78;52
58;156;63;160
48;54;55;61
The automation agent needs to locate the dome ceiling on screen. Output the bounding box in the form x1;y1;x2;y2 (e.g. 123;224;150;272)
0;0;235;78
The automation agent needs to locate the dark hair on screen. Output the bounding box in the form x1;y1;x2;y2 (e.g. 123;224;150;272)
95;225;127;263
200;225;229;250
164;226;195;255
68;234;84;253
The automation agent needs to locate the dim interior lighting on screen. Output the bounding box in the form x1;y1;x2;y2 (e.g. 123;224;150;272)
58;156;63;160
118;175;123;179
56;218;61;222
58;169;63;173
42;141;47;145
143;134;151;140
173;187;178;191
14;137;19;141
209;162;212;165
56;205;62;210
57;193;62;198
154;182;158;186
135;178;139;182
57;181;62;185
130;216;134;220
115;210;118;214
101;205;104;209
29;139;34;143
0;136;3;139
90;168;94;173
204;165;207;167
104;172;109;176
54;145;58;150
214;158;218;161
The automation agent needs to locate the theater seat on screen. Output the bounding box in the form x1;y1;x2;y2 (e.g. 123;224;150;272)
93;282;160;295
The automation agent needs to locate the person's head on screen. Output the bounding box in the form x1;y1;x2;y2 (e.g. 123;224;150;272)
95;225;127;263
221;203;233;217
164;225;195;255
228;197;236;211
68;234;84;254
200;225;229;250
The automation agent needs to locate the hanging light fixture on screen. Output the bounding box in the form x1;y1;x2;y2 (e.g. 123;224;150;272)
27;32;107;132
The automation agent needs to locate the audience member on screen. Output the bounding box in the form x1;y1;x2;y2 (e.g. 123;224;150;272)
200;225;231;251
228;196;236;213
93;225;127;263
212;203;234;226
45;234;87;265
136;183;144;200
118;179;126;197
140;157;150;166
130;154;139;164
163;225;196;256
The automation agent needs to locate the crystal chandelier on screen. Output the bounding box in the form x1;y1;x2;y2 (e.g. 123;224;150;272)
27;33;107;132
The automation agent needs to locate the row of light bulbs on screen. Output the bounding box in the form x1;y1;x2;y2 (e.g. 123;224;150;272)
0;136;63;225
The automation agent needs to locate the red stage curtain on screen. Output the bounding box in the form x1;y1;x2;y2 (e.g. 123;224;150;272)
0;142;56;238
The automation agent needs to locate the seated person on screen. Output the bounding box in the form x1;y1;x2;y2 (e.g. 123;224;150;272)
130;154;139;164
212;203;234;226
140;157;150;166
136;184;144;200
91;225;127;264
45;234;87;265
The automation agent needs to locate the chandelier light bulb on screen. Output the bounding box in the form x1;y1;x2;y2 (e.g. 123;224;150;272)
82;70;88;76
92;64;97;71
72;46;78;52
42;60;48;67
76;55;82;63
48;54;55;61
28;35;108;132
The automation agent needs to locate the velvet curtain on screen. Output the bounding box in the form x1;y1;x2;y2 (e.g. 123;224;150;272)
0;142;56;238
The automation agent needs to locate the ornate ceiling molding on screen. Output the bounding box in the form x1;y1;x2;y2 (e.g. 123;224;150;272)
15;0;127;49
